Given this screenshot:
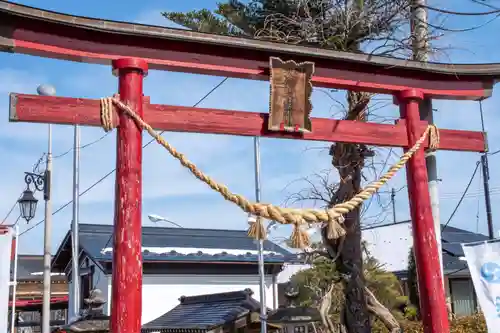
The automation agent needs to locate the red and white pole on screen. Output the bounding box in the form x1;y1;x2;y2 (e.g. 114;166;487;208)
398;89;449;333
111;58;148;333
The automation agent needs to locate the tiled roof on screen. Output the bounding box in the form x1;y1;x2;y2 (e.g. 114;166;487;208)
12;255;65;281
141;289;260;332
440;225;489;272
441;225;489;257
52;223;294;269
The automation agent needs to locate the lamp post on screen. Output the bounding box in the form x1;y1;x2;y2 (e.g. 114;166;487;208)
18;170;51;332
147;214;184;228
18;83;55;333
250;136;267;333
71;122;81;318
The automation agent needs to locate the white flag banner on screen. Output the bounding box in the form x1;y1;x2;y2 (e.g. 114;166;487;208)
462;240;500;332
0;228;13;333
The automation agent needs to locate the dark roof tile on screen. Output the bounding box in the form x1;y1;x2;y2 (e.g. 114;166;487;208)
141;289;260;332
53;223;293;269
12;255;65;281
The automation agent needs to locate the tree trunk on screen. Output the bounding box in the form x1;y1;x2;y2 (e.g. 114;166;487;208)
365;287;401;333
323;91;372;333
340;207;371;333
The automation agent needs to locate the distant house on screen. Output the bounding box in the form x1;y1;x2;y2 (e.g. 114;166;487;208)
51;224;295;325
141;289;280;333
10;255;68;332
362;220;488;317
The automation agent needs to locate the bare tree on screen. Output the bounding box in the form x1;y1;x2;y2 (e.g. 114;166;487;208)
164;1;500;332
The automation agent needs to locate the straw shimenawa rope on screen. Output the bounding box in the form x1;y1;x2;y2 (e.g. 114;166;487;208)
100;97;440;248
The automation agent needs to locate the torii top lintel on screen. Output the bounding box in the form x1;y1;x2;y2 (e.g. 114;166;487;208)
1;1;500;100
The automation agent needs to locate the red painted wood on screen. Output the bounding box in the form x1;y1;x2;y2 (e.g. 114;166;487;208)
110;58;147;333
0;4;495;99
9;39;491;100
399;90;449;333
9;296;69;307
9;94;486;152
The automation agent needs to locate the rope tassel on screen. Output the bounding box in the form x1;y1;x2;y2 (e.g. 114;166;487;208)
327;215;346;240
247;216;267;240
289;223;311;249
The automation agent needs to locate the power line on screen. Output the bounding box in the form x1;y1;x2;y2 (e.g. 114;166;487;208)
422;4;500;16
19;77;229;237
488;149;500;156
1;153;47;224
3;133;110;225
412;8;500;33
441;161;481;233
379;185;500;199
53;133;110;159
440;188;500;199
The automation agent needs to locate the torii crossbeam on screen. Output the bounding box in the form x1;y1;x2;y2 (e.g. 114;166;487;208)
2;2;500;333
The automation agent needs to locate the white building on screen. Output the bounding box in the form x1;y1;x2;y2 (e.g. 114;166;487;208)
362;221;486;317
51;223;296;325
308;220;486;317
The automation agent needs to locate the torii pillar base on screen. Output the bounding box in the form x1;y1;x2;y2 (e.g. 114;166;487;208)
110;58;148;333
398;89;449;333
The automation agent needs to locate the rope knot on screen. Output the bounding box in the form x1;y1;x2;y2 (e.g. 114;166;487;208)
427;124;440;151
100;97;116;132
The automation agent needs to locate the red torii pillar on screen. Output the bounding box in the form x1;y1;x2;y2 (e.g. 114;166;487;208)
110;58;148;333
398;90;449;332
107;58;448;333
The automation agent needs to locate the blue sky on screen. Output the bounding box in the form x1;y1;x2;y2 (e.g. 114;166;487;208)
1;0;500;254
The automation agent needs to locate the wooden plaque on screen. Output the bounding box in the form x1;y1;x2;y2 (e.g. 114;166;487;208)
268;57;315;133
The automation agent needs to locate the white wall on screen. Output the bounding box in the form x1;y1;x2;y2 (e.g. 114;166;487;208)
363;222;413;272
308;222;414;273
0;229;13;333
277;263;311;283
101;274;277;325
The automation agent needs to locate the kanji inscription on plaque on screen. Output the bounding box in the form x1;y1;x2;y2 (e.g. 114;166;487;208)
268;57;315;133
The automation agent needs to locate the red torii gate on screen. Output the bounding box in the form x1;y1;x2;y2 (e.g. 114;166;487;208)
1;2;500;333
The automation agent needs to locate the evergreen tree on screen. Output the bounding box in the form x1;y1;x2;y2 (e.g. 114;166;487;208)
291;242;408;328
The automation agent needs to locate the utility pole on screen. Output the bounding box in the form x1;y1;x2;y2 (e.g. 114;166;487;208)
391;188;397;224
71;124;81;318
37;84;55;333
411;0;444;282
479;101;495;239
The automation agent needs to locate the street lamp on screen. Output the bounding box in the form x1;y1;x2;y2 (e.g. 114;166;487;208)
18;189;38;223
147;214;183;228
18;171;49;222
